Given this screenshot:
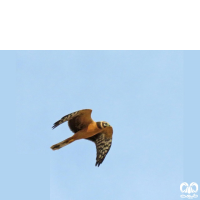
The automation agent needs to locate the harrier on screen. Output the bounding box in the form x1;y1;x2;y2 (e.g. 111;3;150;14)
51;109;113;166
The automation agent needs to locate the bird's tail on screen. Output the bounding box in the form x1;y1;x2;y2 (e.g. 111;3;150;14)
51;137;75;150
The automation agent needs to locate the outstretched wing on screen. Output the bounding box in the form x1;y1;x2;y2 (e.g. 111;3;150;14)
87;126;113;167
52;109;93;131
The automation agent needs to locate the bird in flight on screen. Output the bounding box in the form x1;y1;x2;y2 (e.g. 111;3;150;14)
51;109;113;167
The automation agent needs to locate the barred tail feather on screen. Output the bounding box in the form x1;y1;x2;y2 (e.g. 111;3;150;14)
51;137;75;150
52;111;79;129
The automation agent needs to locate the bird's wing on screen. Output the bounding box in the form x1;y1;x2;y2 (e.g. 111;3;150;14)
86;126;113;167
52;109;93;132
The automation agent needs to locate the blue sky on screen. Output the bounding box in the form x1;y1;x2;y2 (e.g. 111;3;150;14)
1;51;199;200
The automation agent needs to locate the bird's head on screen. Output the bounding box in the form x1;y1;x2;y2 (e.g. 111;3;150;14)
102;121;111;128
96;121;111;129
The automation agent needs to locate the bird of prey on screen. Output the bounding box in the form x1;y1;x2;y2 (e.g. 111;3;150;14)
51;109;113;167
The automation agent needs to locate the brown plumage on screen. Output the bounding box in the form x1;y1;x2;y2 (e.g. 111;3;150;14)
51;109;113;166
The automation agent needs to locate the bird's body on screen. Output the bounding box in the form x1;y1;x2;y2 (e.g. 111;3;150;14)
51;109;113;166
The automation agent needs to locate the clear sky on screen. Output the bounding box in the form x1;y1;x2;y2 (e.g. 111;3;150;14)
2;51;199;200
